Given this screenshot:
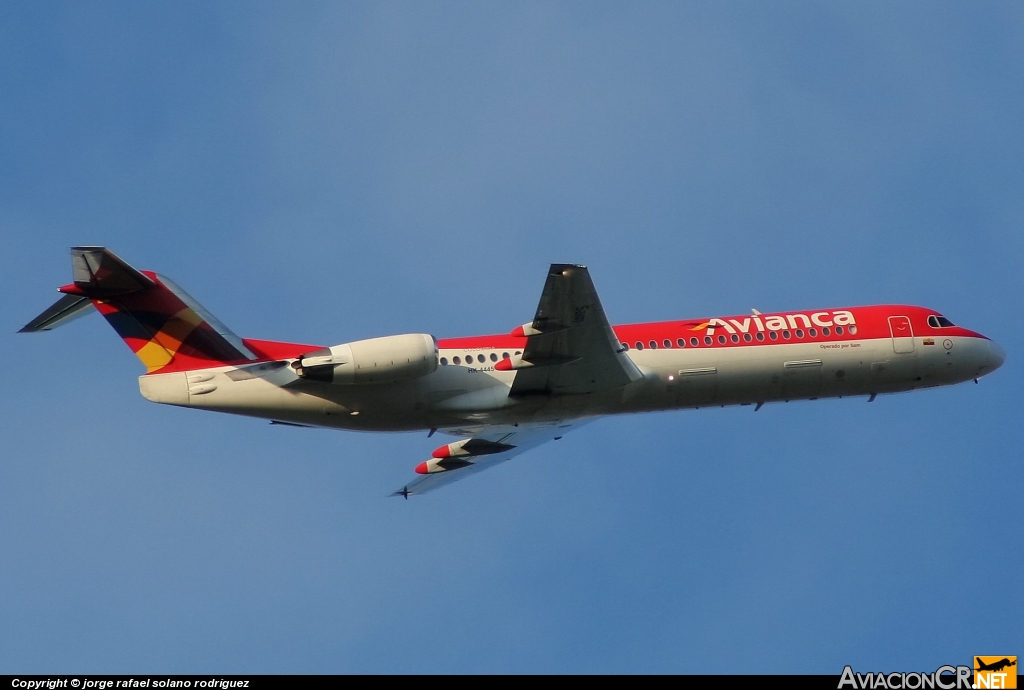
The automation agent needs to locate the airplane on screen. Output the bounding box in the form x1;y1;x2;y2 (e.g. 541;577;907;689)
21;247;1005;497
976;658;1016;673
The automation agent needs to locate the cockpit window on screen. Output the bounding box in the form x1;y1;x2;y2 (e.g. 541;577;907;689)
928;315;956;328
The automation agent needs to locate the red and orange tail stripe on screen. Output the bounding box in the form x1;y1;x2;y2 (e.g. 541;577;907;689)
93;273;254;373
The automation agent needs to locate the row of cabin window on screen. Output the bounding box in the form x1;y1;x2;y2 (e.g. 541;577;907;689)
438;323;864;365
621;324;858;350
439;351;522;366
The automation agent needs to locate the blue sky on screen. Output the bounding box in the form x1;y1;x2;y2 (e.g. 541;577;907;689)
1;2;1021;673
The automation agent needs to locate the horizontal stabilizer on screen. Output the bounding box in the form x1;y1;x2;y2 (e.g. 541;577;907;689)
19;293;92;332
71;246;155;297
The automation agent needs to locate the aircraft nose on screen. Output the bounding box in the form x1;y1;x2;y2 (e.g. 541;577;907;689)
987;339;1006;372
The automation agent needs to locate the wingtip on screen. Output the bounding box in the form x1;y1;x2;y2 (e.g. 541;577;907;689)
549;263;587;274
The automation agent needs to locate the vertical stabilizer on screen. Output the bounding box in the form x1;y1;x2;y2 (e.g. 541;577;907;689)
20;247;257;373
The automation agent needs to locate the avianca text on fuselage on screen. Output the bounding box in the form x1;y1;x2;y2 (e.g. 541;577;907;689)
702;309;856;334
21;250;1005;496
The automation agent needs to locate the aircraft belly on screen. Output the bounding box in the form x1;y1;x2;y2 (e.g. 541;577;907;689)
615;338;922;413
715;355;778;405
186;374;350;423
781;361;822;400
140;366;433;431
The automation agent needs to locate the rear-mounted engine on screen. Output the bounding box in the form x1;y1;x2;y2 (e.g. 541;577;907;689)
293;333;438;385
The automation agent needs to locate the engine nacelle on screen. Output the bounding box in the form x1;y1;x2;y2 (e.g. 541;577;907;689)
294;333;438;385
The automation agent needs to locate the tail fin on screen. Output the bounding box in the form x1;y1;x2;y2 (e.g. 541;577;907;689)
21;247;257;373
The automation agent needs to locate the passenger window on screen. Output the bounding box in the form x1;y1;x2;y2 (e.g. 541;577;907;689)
849;325;858;335
490;353;497;362
664;339;672;349
691;337;699;346
808;328;817;337
718;335;727;344
769;332;778;340
822;327;830;336
636;342;644;350
677;338;686;347
440;357;448;366
515;351;522;355
649;340;658;349
704;336;712;345
783;331;791;339
744;333;752;342
756;332;765;341
453;356;461;365
731;334;739;343
795;329;804;338
502;352;510;359
835;326;844;335
622;342;630;351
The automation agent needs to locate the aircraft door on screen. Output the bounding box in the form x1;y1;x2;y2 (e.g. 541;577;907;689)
889;316;915;354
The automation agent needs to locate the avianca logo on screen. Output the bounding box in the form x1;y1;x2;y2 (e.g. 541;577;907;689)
690;310;857;335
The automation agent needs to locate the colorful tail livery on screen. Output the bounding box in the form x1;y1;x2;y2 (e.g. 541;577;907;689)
22;251;1005;497
21;247;257;373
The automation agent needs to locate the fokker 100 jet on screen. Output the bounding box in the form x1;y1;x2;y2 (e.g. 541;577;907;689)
22;248;1005;496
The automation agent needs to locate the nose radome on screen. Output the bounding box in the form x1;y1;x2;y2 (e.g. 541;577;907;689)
988;340;1006;371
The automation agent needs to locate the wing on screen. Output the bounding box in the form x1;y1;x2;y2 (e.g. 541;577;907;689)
391;420;586;497
392;264;632;496
505;264;642;396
